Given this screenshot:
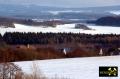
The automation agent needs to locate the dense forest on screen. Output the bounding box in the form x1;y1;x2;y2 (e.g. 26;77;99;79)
0;32;120;62
3;32;120;46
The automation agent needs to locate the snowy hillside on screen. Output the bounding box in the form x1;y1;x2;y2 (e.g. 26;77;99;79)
109;11;120;15
14;56;120;79
0;23;120;35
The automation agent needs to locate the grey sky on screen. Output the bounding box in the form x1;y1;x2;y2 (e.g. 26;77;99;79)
0;0;120;8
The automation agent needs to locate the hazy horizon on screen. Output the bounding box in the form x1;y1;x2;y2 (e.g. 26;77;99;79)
0;0;120;8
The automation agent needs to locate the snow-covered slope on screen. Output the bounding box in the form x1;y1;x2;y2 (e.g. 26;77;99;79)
0;23;120;35
109;11;120;15
15;56;120;79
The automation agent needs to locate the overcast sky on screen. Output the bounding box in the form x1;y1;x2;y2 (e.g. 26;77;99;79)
0;0;120;8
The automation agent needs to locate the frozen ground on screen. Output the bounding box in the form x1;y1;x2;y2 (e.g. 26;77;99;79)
14;56;120;79
0;23;120;35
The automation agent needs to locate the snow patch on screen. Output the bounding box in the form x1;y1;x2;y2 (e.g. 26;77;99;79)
109;11;120;15
45;10;91;15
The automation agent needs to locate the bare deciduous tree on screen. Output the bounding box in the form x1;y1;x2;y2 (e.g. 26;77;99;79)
0;63;22;79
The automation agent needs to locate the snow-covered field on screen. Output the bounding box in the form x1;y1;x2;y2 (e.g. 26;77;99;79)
0;23;120;35
14;56;120;79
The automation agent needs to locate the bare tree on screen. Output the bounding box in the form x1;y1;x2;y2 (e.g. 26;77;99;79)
0;63;22;79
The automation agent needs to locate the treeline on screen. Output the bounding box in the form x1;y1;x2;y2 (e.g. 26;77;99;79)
0;32;120;62
0;47;66;62
1;32;120;46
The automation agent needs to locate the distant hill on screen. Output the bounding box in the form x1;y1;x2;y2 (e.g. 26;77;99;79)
0;16;66;28
0;4;120;12
75;24;91;30
0;4;118;20
76;5;120;12
95;16;120;26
